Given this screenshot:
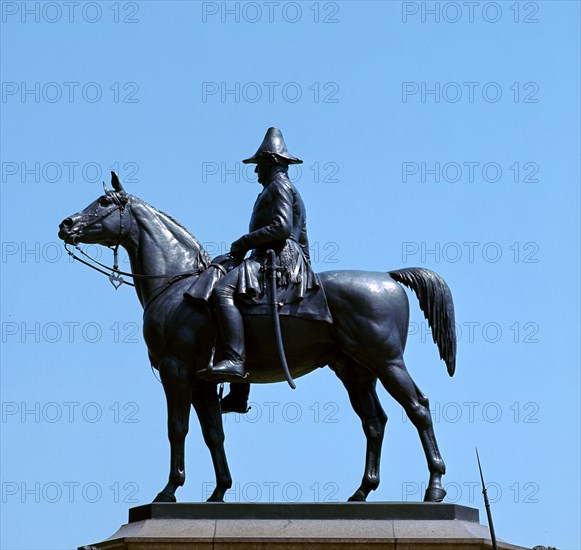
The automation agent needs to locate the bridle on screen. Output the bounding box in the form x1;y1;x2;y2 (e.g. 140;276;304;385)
64;192;204;305
65;192;130;287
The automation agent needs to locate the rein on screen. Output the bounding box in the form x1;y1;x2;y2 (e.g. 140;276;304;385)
64;242;204;286
64;241;204;313
65;242;136;287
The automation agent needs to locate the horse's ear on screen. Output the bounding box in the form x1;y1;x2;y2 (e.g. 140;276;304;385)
111;171;124;193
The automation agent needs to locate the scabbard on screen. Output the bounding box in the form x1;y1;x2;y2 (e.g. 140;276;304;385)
267;249;296;390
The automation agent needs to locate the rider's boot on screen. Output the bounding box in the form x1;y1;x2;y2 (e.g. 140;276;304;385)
220;383;251;414
198;303;248;382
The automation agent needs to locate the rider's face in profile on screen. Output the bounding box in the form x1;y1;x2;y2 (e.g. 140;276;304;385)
255;155;288;185
255;160;272;185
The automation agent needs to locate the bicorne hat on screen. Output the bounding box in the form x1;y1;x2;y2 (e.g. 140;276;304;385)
242;127;303;165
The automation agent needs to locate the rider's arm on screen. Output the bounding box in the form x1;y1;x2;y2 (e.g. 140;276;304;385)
231;181;293;255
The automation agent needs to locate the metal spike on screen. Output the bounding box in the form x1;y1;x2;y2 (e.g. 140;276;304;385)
476;447;497;550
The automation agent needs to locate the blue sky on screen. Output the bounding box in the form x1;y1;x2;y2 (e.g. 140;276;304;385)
1;1;580;548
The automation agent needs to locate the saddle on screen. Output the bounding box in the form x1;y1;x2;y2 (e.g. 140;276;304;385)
184;254;332;324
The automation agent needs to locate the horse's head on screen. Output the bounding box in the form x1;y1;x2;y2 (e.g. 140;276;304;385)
58;172;131;247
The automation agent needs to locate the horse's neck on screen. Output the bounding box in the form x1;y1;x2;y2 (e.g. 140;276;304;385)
123;199;207;307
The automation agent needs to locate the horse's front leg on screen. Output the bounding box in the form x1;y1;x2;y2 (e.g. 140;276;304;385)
153;356;192;503
192;382;232;502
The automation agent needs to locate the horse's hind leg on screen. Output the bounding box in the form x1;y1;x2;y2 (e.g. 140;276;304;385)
191;382;233;502
371;358;446;502
411;380;446;501
332;357;387;502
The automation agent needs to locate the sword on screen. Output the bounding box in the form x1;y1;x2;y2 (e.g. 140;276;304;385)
267;249;296;389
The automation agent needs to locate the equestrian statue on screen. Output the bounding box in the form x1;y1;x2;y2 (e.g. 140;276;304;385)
58;128;457;504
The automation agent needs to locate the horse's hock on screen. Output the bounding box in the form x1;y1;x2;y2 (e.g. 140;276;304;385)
79;503;528;549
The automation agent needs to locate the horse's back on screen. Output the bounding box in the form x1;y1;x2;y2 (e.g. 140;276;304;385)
318;270;409;361
319;270;408;312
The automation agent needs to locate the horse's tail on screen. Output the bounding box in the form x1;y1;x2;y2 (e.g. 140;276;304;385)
388;267;457;376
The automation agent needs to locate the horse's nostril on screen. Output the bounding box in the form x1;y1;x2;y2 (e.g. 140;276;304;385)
62;218;73;228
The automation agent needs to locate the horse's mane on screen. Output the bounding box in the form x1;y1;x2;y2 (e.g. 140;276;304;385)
131;195;211;269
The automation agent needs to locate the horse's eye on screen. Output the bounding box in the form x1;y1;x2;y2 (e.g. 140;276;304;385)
99;196;112;207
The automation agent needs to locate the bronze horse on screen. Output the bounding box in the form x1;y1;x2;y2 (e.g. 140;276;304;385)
58;173;457;504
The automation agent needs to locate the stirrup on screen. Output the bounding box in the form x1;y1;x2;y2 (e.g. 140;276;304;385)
196;359;248;382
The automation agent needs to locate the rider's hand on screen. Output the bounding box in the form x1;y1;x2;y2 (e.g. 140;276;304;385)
230;237;247;259
229;250;245;262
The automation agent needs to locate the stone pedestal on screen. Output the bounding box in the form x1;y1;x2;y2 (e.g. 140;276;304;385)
79;503;527;550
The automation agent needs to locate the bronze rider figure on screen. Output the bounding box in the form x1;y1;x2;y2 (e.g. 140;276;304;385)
198;127;314;386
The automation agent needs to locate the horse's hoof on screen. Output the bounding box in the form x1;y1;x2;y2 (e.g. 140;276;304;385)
424;486;446;502
206;486;227;502
347;490;366;502
153;492;176;503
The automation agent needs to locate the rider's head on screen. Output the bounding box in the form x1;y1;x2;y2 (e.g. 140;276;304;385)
243;127;302;184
